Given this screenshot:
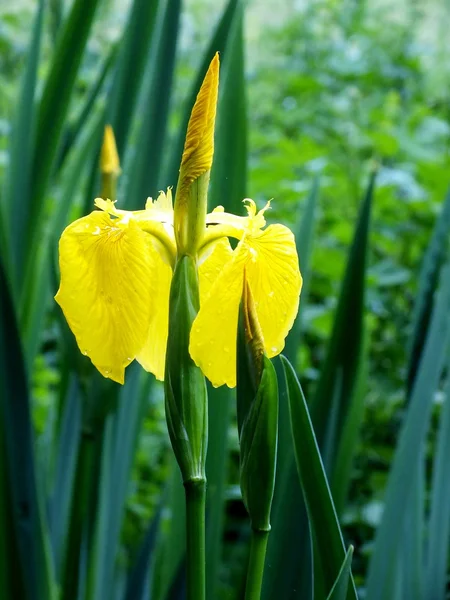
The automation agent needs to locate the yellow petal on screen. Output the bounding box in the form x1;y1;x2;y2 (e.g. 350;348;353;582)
136;253;172;381
198;237;233;305
190;223;302;388
245;224;302;357
190;242;249;388
55;211;154;384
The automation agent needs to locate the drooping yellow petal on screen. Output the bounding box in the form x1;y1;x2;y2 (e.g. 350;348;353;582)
245;224;302;357
55;211;155;384
190;241;249;388
136;252;172;381
190;223;302;388
198;237;233;305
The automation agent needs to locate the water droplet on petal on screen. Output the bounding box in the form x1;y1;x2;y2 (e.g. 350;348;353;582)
126;357;132;361
268;291;274;298
207;361;212;367
82;350;88;356
271;346;277;353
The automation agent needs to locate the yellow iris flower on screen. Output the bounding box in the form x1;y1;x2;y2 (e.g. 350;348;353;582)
55;192;301;387
55;54;302;388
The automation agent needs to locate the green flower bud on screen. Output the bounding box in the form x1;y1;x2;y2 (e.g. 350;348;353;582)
237;279;279;531
165;255;208;483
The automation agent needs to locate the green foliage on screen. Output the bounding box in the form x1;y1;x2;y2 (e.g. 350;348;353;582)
1;0;450;599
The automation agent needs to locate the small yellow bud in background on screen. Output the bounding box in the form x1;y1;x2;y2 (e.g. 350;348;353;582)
174;53;220;256
100;125;121;176
100;125;120;200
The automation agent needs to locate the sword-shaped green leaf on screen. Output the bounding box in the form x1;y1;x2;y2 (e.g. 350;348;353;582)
0;253;56;600
124;0;182;209
366;264;450;600
281;355;358;600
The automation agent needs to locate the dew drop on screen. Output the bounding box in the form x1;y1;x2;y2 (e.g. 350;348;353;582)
207;361;212;367
268;290;274;298
271;346;277;353
82;350;88;356
126;357;132;361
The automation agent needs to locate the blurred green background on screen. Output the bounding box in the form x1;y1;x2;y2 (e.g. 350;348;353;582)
1;0;450;598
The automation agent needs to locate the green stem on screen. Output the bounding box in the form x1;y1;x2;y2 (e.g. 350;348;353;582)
245;529;270;600
184;479;206;600
100;173;117;200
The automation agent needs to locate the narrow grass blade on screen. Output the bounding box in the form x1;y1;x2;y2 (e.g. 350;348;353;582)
57;43;119;170
86;366;151;600
424;357;450;600
20;0;101;360
53;111;105;235
124;0;182;209
28;0;101;241
263;181;319;600
284;176;320;366
366;264;450;600
262;360;312;600
0;256;56;600
49;376;82;578
400;460;424;600
61;417;105;600
406;187;450;395
281;355;358;600
124;510;161;600
5;0;44;286
205;385;233;599
331;335;367;515
165;0;241;187
0;431;26;598
326;546;354;600
208;2;246;217
310;174;374;482
21;111;104;368
108;0;160;154
152;463;186;600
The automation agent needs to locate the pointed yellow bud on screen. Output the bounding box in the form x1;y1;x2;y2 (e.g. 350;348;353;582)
100;125;120;200
180;52;219;182
174;53;220;255
100;125;120;175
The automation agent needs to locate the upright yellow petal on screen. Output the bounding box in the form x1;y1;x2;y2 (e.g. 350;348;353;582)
136;254;172;381
190;242;249;388
55;211;155;384
245;224;302;357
